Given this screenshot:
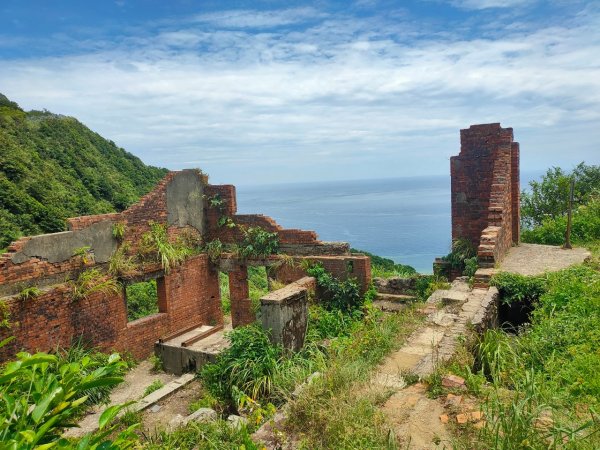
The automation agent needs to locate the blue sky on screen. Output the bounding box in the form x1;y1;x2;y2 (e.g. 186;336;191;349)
1;0;599;185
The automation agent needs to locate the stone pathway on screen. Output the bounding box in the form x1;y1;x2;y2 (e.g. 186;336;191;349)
371;278;493;449
65;360;184;438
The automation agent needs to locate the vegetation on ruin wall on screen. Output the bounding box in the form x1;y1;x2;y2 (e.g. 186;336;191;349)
0;94;167;250
521;162;600;245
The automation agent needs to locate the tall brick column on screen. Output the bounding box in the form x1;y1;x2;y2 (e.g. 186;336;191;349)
450;123;520;250
229;265;254;328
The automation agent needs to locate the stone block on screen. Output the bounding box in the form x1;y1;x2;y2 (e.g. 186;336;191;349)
260;277;311;352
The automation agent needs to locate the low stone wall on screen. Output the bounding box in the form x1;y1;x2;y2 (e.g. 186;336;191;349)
373;275;432;295
470;286;499;333
260;277;315;351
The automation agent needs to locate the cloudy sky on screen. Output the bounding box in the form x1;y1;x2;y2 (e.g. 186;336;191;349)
1;0;598;185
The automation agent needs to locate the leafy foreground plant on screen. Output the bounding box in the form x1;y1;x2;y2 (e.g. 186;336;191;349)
0;337;137;449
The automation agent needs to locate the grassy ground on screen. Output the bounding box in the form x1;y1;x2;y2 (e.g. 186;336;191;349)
431;240;600;449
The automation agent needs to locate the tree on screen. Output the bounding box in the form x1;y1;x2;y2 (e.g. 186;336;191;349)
521;162;600;228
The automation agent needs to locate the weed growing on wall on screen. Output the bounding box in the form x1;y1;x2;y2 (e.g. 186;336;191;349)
236;226;279;259
17;286;41;301
68;268;120;301
0;301;11;329
139;221;195;273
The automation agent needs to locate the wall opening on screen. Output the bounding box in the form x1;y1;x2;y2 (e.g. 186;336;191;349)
219;271;230;315
125;278;164;322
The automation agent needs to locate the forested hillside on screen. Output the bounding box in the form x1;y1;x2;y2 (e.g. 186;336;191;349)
0;94;168;249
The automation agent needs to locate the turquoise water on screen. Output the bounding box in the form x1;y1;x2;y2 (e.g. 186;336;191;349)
236;175;451;273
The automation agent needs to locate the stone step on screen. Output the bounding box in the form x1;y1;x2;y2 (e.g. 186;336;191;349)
373;300;408;313
375;293;416;302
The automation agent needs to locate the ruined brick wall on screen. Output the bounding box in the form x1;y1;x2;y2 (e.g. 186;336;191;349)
450;123;520;268
0;168;369;362
273;255;372;295
0;170;219;360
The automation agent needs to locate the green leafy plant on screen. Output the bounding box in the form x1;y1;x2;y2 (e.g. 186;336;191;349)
143;379;164;397
205;238;224;264
0;337;130;449
73;245;94;265
112;221;126;241
306;263;363;312
236;226;279;259
351;248;417;278
149;354;163;373
202;324;283;403
108;243;140;278
68;268;121;301
490;272;547;305
521;162;600;228
139;221;193;273
0;300;11;329
17;286;42;301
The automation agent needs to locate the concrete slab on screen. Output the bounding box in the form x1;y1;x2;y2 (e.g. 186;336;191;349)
499;243;590;276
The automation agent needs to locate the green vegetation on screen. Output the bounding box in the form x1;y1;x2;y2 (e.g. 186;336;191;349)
521;163;600;228
68;268;121;302
139;221;196;273
521;163;600;246
490;272;547;305
0;300;11;329
0;94;167;250
0;337;136;449
17;286;42;301
440;238;478;279
236;226;279;259
143;380;165;397
306;263;362;312
352;248;417;278
126;279;159;321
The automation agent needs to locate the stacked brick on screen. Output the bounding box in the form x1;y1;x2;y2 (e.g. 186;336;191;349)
450;123;520;275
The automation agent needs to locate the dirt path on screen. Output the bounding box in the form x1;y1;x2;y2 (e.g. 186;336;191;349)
370;279;489;449
65;360;177;438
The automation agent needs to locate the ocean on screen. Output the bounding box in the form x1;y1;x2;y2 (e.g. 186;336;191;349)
236;172;543;274
236;175;451;273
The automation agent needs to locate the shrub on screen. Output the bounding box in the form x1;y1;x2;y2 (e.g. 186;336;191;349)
237;226;279;259
0;338;131;449
139;221;194;273
490;272;547;305
305;264;362;312
201;324;283;403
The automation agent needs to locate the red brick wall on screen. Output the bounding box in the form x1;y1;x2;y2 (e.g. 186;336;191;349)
450;124;520;268
273;255;372;295
228;265;255;328
0;255;222;360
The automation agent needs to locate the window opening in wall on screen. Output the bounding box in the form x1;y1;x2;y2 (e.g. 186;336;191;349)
125;278;161;322
219;271;230;315
249;266;269;313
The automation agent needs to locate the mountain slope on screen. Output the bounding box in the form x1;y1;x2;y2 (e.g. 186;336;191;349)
0;94;168;249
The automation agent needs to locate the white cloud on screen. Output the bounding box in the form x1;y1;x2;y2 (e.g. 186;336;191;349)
449;0;536;10
0;6;598;184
